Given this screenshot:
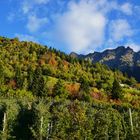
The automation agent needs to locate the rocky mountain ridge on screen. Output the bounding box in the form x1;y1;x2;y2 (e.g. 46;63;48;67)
70;46;140;81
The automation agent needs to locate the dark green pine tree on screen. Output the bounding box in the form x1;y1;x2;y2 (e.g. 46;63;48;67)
15;66;23;89
111;79;122;99
0;62;4;85
27;66;34;90
53;79;68;98
31;67;46;97
79;76;90;93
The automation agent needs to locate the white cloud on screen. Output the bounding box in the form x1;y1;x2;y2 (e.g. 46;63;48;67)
22;0;49;14
120;3;133;15
53;0;109;54
16;0;136;53
15;33;38;42
34;0;49;4
50;0;135;53
109;19;133;42
22;1;32;14
27;15;48;32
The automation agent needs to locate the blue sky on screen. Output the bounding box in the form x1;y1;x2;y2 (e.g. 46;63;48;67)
0;0;140;54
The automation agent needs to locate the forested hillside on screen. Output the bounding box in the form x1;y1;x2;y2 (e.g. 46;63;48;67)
0;36;140;139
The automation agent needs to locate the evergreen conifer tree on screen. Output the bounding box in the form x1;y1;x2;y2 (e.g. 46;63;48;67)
111;79;122;99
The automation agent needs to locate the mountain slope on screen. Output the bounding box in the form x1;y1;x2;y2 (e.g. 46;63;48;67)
73;46;140;81
1;37;140;139
0;36;138;101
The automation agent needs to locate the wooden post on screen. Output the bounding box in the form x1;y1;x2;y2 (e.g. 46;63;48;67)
40;116;43;140
115;126;119;140
2;112;7;140
129;108;133;134
46;122;51;140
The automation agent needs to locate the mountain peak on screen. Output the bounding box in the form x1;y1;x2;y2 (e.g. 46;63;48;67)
112;46;134;52
78;46;140;81
69;52;78;58
126;46;134;51
116;46;125;50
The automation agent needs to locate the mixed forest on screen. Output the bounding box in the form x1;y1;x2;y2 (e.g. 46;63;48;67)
0;36;140;139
